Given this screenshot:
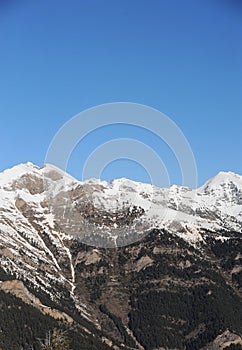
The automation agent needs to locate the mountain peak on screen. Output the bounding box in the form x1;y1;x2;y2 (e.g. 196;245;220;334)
0;162;40;187
198;171;242;194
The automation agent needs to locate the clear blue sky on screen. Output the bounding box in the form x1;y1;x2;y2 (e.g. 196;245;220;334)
0;0;241;187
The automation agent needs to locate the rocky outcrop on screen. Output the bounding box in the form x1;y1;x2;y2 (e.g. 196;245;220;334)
202;330;242;349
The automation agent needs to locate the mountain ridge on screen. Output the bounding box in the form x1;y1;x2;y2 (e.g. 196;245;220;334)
0;162;241;251
1;161;242;188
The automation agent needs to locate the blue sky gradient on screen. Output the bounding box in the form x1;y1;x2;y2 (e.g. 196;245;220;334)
0;0;241;186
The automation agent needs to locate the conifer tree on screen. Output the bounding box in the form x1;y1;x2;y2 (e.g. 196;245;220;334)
39;329;71;350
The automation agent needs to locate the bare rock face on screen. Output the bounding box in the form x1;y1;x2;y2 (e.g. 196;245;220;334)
85;251;101;265
201;330;242;349
15;197;34;217
136;255;153;272
0;280;73;323
0;279;40;303
12;173;45;195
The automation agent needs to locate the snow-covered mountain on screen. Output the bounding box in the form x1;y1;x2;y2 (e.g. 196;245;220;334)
0;162;241;292
0;162;241;246
0;162;241;349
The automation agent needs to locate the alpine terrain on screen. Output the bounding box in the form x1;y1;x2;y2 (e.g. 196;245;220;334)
0;162;241;350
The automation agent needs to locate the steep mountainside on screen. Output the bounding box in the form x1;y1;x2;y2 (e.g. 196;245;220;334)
0;163;241;350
